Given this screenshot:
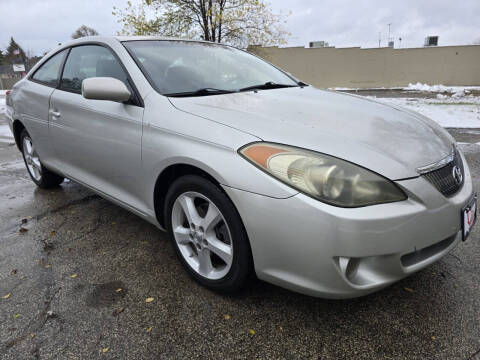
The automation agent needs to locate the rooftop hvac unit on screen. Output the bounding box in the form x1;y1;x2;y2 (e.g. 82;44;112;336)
309;41;329;48
424;36;439;47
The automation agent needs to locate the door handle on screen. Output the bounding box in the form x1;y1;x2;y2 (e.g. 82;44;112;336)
49;110;61;118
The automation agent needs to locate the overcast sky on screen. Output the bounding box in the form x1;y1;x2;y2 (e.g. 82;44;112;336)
1;0;479;55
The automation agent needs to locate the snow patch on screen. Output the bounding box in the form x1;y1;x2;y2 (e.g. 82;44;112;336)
330;86;403;91
0;94;13;141
0;124;13;138
405;83;453;92
369;96;480;128
0;97;5;117
330;85;480;94
404;83;480;97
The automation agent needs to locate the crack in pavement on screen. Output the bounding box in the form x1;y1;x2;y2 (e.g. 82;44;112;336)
0;194;101;235
2;283;62;354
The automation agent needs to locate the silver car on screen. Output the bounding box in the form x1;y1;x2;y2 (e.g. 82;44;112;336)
6;36;477;298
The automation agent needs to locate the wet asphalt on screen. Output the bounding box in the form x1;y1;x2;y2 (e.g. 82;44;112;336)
0;112;479;359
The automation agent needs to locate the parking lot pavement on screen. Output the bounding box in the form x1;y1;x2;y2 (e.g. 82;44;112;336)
0;121;479;359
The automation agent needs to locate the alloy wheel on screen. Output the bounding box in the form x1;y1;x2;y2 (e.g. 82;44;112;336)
171;191;233;280
22;136;42;182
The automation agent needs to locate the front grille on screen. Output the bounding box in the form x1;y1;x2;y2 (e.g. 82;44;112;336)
422;149;464;197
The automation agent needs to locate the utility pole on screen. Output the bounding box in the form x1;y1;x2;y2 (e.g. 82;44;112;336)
388;23;392;43
378;32;381;48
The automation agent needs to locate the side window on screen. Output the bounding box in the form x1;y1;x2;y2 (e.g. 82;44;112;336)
60;45;129;94
31;50;68;87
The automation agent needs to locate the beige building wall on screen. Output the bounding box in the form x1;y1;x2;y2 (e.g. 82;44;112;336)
248;45;480;88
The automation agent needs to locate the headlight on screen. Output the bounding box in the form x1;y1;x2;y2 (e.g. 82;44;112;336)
239;142;406;207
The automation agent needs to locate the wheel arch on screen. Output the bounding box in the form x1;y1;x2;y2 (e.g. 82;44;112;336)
153;162;256;279
153;163;225;228
12;119;26;151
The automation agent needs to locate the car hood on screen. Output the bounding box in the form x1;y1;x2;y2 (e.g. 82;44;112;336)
169;86;454;179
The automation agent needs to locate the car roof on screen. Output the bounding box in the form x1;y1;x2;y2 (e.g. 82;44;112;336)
114;35;211;44
63;35;215;46
29;36;230;78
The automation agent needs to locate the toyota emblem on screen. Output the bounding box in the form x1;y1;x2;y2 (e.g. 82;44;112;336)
452;165;463;185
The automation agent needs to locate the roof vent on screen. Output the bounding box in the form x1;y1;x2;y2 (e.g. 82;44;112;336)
424;36;439;47
309;41;329;48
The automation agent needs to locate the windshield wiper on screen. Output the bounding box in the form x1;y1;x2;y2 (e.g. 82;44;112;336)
165;82;304;97
238;81;299;92
165;88;236;97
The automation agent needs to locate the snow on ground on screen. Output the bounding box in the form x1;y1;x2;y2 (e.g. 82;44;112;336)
0;88;7;116
369;94;480;128
0;94;14;141
332;84;480;94
332;86;403;91
0;97;7;122
404;83;480;98
332;83;480;128
0;124;13;137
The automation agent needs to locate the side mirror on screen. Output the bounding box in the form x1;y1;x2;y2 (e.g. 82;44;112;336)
81;77;132;102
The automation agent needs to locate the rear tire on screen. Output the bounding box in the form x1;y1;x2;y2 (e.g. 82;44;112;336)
165;175;251;293
20;129;64;188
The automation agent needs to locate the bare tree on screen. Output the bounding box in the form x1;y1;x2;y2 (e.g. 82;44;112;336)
72;25;99;39
113;0;290;48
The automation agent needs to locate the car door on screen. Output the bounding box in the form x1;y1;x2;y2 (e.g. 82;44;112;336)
18;49;68;168
49;44;145;211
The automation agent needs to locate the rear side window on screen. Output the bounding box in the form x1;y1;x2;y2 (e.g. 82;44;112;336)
60;45;129;93
31;50;68;87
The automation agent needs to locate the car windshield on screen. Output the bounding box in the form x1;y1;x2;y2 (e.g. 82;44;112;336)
123;40;299;96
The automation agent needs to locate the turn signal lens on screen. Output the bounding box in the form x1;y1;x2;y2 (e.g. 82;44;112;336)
239;143;406;207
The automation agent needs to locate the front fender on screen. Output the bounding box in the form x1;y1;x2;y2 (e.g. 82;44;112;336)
140;94;298;211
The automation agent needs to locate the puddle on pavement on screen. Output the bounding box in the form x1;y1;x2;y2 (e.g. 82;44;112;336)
85;280;127;307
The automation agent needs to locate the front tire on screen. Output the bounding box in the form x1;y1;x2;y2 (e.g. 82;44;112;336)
165;175;251;293
20;129;64;188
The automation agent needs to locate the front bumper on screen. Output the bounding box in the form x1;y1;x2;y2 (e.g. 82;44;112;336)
223;153;474;299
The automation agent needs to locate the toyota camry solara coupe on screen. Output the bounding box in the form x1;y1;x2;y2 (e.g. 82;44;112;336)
5;36;477;298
